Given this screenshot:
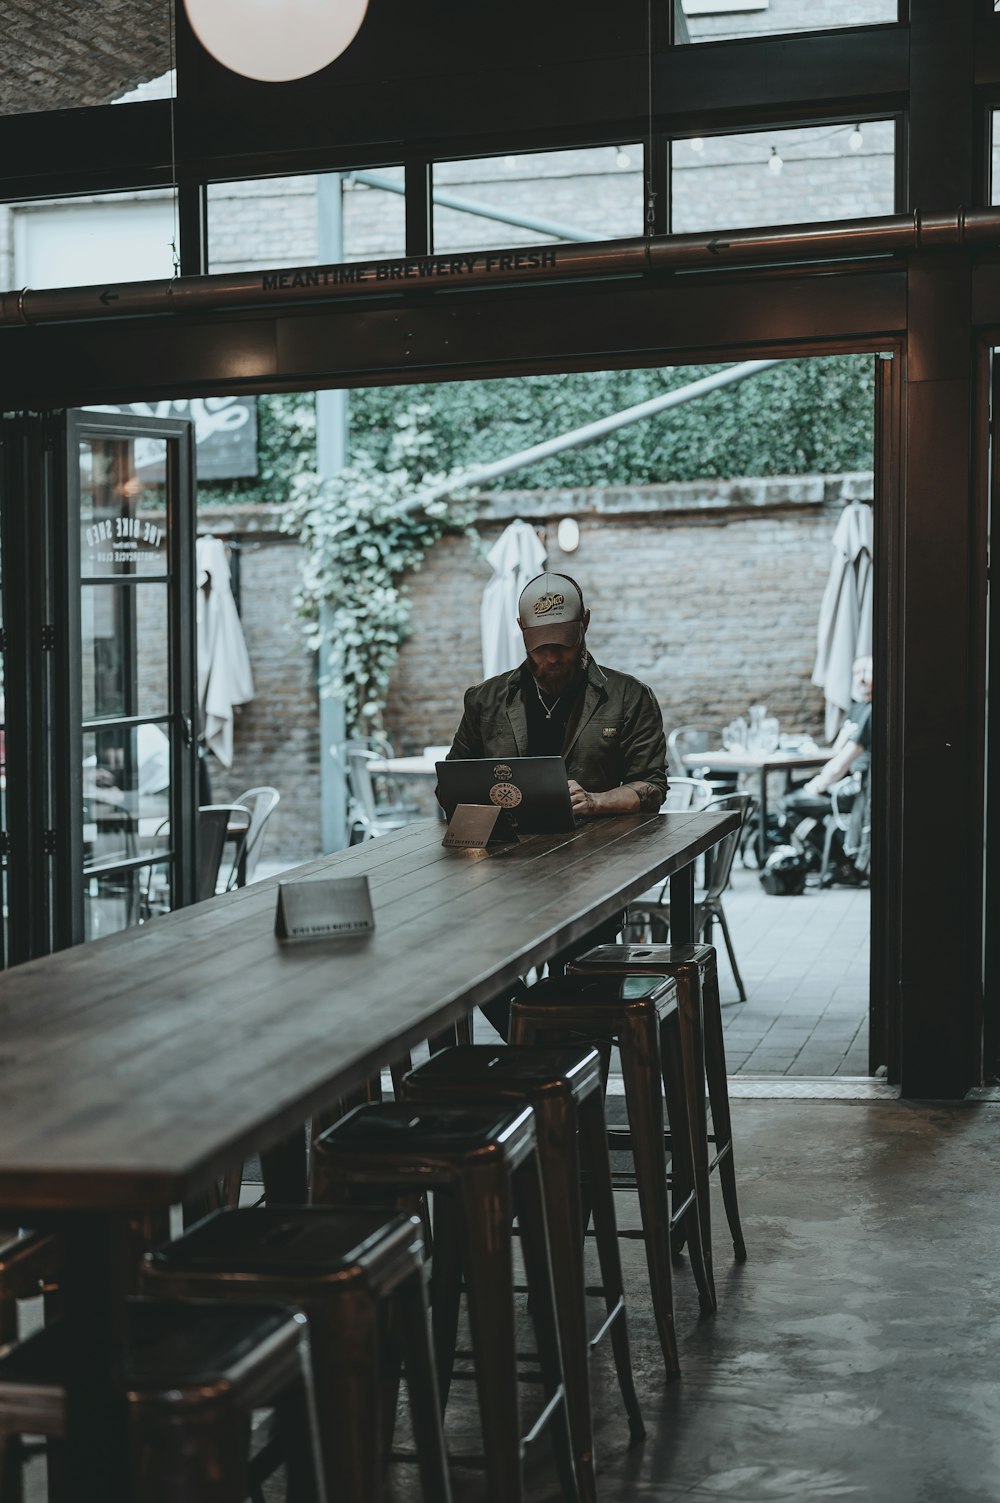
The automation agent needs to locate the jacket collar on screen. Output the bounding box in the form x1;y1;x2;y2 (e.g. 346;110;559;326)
505;656;608;759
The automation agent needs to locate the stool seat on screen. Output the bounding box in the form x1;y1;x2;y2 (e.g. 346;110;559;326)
570;942;747;1264
321;1101;538;1176
0;1298;325;1503
403;1043;603;1101
145;1208;450;1503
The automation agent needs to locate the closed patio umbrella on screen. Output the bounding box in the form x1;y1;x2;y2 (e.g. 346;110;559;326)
811;501;873;741
480;518;546;679
197;534;255;767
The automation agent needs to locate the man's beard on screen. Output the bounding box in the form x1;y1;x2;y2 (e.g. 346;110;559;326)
529;641;587;698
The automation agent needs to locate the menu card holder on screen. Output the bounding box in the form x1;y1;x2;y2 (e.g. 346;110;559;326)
275;874;375;942
442;803;519;850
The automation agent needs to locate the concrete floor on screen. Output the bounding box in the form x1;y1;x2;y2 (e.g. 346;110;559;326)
19;1096;999;1501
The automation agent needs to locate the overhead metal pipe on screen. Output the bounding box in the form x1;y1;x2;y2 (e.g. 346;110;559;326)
404;359;783;509
3;207;1000;330
346;169;595;243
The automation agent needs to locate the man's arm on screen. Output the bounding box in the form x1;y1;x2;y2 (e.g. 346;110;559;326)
803;739;865;796
570;682;667;816
445;686;484;761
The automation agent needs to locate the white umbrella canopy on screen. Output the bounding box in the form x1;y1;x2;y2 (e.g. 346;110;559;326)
196;534;255;767
480;519;546;679
811;501;873;741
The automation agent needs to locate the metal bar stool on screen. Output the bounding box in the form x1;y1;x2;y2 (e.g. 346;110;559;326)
569;942;747;1264
142;1207;451;1503
311;1102;581;1503
401;1044;646;1503
0;1231;61;1503
0;1298;326;1503
510;972;716;1376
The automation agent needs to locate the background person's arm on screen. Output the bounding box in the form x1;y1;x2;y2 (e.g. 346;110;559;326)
803;739;865;796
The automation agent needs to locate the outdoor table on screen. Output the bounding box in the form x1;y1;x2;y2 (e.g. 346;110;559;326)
0;807;737;1502
682;746;832;863
366;753;439;777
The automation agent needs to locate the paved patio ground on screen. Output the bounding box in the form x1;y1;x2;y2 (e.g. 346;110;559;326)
712;863;870;1076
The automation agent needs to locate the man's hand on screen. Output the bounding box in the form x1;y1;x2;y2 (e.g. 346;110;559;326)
568;781;649;816
568;778;599;816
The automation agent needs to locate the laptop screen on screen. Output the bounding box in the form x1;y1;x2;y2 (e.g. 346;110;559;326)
435;756;576;834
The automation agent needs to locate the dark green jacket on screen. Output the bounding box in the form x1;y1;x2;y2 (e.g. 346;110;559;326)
446;656;668;804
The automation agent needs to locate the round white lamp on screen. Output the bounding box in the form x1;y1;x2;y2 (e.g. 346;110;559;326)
184;0;369;82
557;517;580;554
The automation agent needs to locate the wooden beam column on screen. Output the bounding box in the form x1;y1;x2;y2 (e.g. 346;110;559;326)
897;0;982;1095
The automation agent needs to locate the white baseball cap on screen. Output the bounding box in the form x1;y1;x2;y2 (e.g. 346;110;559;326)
517;572;585;650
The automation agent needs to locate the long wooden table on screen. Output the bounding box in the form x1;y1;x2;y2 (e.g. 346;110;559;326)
0;807;737;1501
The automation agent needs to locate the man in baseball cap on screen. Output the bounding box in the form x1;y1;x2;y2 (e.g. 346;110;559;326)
446;569;667;819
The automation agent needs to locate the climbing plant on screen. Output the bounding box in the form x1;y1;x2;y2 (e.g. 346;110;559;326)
282;405;477;733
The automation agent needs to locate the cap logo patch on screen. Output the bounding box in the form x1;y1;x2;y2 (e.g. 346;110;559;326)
602;726;619;738
533;592;565;617
493;763;513;780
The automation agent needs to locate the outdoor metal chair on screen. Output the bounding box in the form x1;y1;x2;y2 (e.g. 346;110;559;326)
666;726;739;794
138;804;251;919
627;792;753;1002
227;785;280;887
661;776;713;811
341;746;422;842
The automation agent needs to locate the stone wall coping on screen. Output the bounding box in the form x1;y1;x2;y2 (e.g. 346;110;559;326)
196;470;874;536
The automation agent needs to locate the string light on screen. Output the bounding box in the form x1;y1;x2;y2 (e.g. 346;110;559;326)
615;147;632;169
849;123;864;151
767;145;784;176
690;136;705;154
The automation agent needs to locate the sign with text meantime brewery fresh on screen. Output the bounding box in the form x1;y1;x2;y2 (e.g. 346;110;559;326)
84;398;258;480
261;247;559;292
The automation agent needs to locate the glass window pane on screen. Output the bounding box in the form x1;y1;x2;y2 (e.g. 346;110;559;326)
672;120;895;232
432;146;642;255
83;722;173;938
82;583;169;721
0;190;177;293
0;37;174;115
207;169;406;274
992;112;1000;204
677;0;898;45
79;436;169;579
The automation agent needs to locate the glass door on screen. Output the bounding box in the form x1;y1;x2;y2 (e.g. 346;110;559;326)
68;411;197;945
0;409;197;964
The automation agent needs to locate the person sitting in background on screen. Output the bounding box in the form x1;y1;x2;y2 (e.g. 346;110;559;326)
783;655;873;883
800;654;872;798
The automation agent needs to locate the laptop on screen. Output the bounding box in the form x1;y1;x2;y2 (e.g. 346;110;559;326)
435;755;577;835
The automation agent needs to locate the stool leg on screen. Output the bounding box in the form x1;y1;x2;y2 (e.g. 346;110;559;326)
307;1297;384;1503
429;1191;465;1409
132;1403;252;1503
577;1090;645;1444
700;953;747;1262
395;1267;454;1503
673;967;716;1303
275;1341;329;1503
512;1155;582;1503
459;1165;525;1503
531;1097;596;1503
660;1016;716;1317
618;1009;680;1377
261;1126;310;1204
0;1294;24;1503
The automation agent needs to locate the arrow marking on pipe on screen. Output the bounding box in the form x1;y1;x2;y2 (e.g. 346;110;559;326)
99;290;119;305
707;239;731;254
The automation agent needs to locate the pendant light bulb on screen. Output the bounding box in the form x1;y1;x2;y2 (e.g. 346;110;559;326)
768;146;784;176
690;136;705;154
615;147;632;170
184;0;369;83
849;123;864;152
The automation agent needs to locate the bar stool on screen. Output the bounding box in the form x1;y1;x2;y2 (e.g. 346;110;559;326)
0;1231;61;1502
510;972;715;1374
0;1298;326;1503
401;1044;646;1502
569;942;747;1263
312;1102;580;1503
142;1206;451;1503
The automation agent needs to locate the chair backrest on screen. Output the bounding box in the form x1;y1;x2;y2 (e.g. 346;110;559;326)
661;776;714;811
197;804;250;901
345;749;381;828
702;791;753;899
229;786;280;887
667;725;715;771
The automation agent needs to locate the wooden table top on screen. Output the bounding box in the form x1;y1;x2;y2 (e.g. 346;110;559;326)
0;809;737;1213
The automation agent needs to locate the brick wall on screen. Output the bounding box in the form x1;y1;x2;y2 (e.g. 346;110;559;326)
197;473;872;855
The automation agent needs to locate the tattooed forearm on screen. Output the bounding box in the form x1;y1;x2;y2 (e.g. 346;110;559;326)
633;782;663;812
